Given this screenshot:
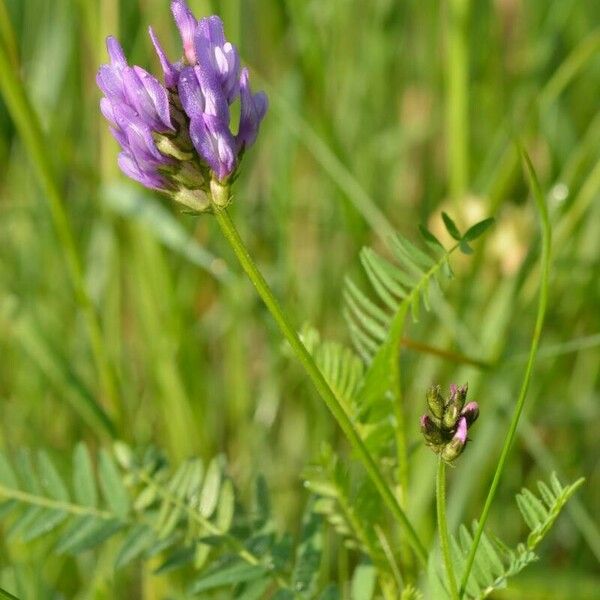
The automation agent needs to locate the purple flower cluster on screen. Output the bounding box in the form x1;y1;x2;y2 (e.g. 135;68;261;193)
420;384;479;463
97;0;267;211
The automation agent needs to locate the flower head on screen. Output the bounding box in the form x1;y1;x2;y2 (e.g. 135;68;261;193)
97;0;268;212
420;383;479;464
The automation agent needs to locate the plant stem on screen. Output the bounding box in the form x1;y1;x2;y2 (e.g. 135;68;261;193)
458;149;551;597
213;205;427;567
0;37;119;435
446;0;470;202
437;459;459;600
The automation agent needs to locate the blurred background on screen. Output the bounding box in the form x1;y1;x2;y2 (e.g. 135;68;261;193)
0;0;598;597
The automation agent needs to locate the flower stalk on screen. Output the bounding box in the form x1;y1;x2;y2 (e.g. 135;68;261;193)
437;458;459;600
212;202;427;567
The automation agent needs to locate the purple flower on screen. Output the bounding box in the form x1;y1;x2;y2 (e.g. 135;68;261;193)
461;401;479;426
97;0;268;211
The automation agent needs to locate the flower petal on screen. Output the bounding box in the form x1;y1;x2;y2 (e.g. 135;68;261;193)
237;68;268;150
189;113;236;180
171;0;198;63
177;66;206;118
148;26;181;88
106;36;127;68
133;65;173;131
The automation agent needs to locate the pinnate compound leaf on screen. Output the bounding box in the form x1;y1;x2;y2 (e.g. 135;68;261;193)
442;474;584;599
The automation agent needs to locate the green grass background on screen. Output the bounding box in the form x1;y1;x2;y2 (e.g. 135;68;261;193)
0;0;598;597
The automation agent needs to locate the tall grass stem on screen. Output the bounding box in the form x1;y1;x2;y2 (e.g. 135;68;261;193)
446;0;470;202
0;36;120;434
458;148;551;596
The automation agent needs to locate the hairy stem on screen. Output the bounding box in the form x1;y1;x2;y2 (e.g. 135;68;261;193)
213;205;427;567
437;459;459;599
458;149;551;596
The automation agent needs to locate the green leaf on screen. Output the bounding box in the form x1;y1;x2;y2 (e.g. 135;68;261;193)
37;451;69;501
292;507;323;595
0;586;20;600
319;584;341;600
156;461;190;539
459;240;474;255
391;234;436;270
115;524;157;570
351;563;376;600
8;506;44;539
72;443;98;507
56;516;123;554
194;542;211;570
21;508;67;542
190;562;267;594
0;452;18;488
254;475;270;527
199;457;222;518
463;217;495;241
442;212;462;240
236;578;272;600
98;449;130;518
419;225;445;250
154;545;195;574
216;478;235;532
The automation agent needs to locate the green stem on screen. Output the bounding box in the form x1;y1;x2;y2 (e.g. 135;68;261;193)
458;149;551;597
213;205;427;567
437;459;459;600
0;32;119;434
0;483;114;519
446;0;470;202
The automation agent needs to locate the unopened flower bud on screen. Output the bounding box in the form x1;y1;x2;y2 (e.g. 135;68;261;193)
420;415;445;447
174;187;210;212
442;402;461;430
448;383;468;410
426;385;445;420
461;401;479;426
421;383;478;463
440;417;468;463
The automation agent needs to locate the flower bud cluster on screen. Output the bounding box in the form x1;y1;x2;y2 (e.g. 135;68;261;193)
97;0;267;213
420;384;479;463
